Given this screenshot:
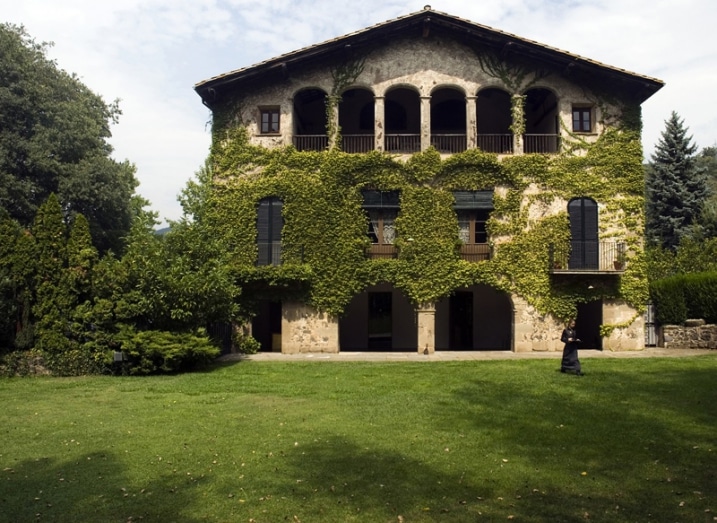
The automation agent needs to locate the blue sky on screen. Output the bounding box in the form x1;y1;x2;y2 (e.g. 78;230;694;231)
5;0;717;224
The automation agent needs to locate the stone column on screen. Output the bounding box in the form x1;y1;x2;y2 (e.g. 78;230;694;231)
601;300;645;351
374;95;385;152
420;95;432;152
512;294;563;352
465;95;477;149
281;301;339;354
417;303;436;354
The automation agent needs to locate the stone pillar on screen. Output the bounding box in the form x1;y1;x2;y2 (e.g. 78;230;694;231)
420;95;432;152
374;95;385;152
416;303;436;354
281;301;339;354
465;95;477;149
512;94;525;155
601;300;645;351
512;294;563;352
327;95;340;150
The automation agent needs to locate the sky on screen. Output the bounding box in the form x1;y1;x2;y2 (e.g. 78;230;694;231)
4;0;717;225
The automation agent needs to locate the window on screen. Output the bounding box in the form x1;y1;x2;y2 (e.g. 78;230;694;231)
457;209;489;244
362;190;400;245
572;107;592;133
453;191;493;244
260;108;280;134
257;197;283;265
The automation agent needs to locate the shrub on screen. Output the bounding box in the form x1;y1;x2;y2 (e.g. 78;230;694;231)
650;276;688;324
114;326;220;375
651;271;717;324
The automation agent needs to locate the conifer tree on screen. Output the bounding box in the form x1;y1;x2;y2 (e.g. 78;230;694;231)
32;194;72;354
646;112;709;249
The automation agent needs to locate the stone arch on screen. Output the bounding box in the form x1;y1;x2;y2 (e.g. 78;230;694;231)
339;283;418;351
435;284;513;350
475;87;513;153
523;87;560;153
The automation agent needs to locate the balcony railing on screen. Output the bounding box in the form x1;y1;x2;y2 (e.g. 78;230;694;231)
524;134;561;154
477;134;513;154
341;134;375;153
459;243;492;262
293;135;328;152
549;241;627;273
257;243;305;266
431;134;467;153
365;244;398;259
385;134;421;154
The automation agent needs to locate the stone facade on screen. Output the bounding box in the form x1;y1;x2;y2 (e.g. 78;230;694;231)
661;320;717;350
196;8;662;355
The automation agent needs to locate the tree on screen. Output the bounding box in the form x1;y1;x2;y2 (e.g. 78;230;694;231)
645;112;709;249
0;24;138;253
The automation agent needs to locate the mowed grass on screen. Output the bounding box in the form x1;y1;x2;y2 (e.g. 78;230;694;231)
1;355;716;523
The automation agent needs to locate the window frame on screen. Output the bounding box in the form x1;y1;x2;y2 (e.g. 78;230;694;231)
572;106;593;133
259;107;281;134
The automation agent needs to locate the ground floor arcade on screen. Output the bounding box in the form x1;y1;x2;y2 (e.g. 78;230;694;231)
249;283;645;354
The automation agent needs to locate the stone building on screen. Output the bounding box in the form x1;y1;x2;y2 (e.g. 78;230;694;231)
194;7;663;354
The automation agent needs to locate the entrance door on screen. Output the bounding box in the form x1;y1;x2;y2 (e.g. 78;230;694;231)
576;300;602;350
450;291;473;350
368;292;392;349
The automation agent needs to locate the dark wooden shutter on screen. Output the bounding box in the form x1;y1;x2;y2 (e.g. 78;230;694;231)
568;198;598;269
257;198;283;265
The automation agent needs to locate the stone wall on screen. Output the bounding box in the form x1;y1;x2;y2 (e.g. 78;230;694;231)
660;319;717;349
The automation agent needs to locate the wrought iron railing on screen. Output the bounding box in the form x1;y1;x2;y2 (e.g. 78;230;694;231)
524;134;561;154
256;243;305;266
293;135;328;152
549;241;627;272
431;134;467;153
477;134;513;154
341;134;375;153
385;134;421;154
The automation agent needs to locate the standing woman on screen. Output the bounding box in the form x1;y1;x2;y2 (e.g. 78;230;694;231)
560;319;584;376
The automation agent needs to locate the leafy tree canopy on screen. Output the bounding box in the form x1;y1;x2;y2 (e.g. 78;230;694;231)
0;23;139;253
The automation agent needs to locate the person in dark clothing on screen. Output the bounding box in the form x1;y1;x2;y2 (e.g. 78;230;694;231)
560;319;583;375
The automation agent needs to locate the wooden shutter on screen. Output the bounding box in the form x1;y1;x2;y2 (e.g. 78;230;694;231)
257;197;283;265
568;198;598;269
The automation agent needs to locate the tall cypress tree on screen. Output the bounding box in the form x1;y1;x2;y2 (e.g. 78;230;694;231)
646;112;708;249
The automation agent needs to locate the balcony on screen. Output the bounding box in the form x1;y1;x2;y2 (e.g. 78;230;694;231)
365;244;398;259
341;134;375;153
431;134;467;154
257;243;305;266
385;134;421;154
549;241;627;274
524;134;561;154
459;243;492;262
293;135;328;152
477;134;513;154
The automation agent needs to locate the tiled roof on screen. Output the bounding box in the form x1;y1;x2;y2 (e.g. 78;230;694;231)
195;6;663;105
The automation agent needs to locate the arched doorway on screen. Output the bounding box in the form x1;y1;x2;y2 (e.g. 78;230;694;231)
435;284;513;350
339;283;417;351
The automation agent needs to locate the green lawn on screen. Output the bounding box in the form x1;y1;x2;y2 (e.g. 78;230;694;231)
1;355;716;522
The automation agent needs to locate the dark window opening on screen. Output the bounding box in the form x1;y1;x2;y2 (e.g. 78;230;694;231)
260;108;280;134
257;197;283;265
572;107;592;132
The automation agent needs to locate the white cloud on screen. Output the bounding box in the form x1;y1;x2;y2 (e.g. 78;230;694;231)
5;0;717;224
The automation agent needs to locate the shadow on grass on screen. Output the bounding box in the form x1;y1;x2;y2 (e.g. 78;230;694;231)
0;451;205;523
447;360;717;522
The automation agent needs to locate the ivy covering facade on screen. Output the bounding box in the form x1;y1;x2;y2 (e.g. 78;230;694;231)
195;8;663;352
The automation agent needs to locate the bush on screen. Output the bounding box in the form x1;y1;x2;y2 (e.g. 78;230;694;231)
114;326;220;375
0;349;49;377
651;271;717;324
